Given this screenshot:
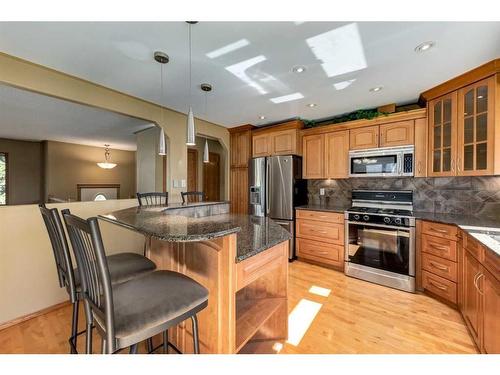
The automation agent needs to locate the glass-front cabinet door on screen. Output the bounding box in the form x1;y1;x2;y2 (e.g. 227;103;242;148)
428;92;457;176
457;76;495;175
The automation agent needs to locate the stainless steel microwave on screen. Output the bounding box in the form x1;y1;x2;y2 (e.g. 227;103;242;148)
348;146;414;177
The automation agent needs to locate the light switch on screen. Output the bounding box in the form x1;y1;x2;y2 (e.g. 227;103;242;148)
181;179;186;188
320;188;325;196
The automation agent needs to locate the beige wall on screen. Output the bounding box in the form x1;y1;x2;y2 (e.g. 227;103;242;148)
189;136;226;199
45;141;136;201
0;199;144;325
0;52;230;201
136;127;164;194
0;138;42;205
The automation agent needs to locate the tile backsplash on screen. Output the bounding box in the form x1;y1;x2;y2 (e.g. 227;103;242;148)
307;176;500;217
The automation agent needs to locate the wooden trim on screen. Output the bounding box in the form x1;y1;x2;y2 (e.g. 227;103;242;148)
252;119;304;135
419;59;500;102
0;151;8;205
228;124;256;134
301;108;426;136
76;183;120;201
0;300;70;332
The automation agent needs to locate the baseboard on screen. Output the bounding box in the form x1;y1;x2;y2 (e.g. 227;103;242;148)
0;300;70;332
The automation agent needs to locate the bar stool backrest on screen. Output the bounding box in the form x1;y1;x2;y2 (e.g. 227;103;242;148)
39;204;78;303
62;209;116;351
181;191;204;204
136;192;168;206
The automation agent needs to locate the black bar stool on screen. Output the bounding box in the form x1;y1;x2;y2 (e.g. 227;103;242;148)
62;209;208;354
180;191;204;204
137;192;168;206
39;204;157;353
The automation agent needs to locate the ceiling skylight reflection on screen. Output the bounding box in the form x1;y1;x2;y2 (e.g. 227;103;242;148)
270;92;304;104
306;23;367;78
206;39;250;59
333;79;356;90
225;55;268;95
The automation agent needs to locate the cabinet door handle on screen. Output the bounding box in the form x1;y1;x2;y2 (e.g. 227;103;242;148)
476;273;484;295
473;272;480;290
417;161;422;174
430;261;448;271
457;157;461;173
429;280;447;291
451;159;455;173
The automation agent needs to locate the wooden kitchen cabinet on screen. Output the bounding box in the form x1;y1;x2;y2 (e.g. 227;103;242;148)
229;125;254;214
270;129;297;155
231;128;252;167
457;76;496;175
230;168;248;214
379;120;414;147
325;130;349;178
482;268;499;353
252;133;270;157
302;134;325;179
463;249;482;346
414;117;428;177
349;125;379;150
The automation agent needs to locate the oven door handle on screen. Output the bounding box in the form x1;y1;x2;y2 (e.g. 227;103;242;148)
346;220;413;231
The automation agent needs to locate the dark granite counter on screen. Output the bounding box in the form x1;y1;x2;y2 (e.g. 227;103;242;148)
99;204;291;262
295;204;350;214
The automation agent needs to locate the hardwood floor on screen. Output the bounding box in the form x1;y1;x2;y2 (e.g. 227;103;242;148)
0;261;477;354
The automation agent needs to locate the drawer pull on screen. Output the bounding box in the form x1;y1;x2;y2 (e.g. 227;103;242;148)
429;243;448;251
429;280;447;291
429;261;448;271
431;228;448;234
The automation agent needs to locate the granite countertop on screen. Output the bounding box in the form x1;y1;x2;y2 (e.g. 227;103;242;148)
99;204;291;263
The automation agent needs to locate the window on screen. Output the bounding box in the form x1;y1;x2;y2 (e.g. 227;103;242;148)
93;193;107;201
0;153;7;205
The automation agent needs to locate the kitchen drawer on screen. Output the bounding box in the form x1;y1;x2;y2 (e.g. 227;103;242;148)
483;248;500;280
422;252;457;282
464;234;485;262
296;209;344;224
422;270;457;304
421;221;458;241
296;219;344;245
296;238;344;268
422;234;457;261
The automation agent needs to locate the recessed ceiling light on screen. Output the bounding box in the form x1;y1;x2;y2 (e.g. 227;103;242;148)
307;103;317;108
292;66;306;73
259;115;266;120
369;86;383;93
415;41;435;53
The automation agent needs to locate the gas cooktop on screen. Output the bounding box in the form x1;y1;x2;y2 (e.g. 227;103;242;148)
347;206;414;217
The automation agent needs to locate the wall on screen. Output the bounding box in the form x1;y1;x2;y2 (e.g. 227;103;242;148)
0;52;230;201
308;176;500;217
0;138;42;205
189;136;226;199
0;199;144;326
136;127;165;194
45;141;136;201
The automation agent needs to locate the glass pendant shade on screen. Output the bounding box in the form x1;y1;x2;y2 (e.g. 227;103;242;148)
158;127;166;155
186;107;196;146
97;145;117;169
203;139;209;163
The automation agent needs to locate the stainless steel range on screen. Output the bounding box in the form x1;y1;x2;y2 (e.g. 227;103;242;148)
344;190;416;293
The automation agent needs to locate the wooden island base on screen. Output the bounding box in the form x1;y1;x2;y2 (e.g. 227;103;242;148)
146;234;289;354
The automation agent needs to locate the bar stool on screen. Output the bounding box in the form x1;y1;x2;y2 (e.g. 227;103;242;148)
180;191;204;204
137;192;168;206
39;204;157;353
62;209;208;354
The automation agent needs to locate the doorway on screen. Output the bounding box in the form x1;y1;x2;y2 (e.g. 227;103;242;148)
187;148;198;192
203;152;220;201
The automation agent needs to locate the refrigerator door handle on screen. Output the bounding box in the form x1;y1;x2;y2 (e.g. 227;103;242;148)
266;159;270;215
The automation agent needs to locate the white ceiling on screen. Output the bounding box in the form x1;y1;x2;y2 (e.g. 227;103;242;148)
0;84;152;150
0;22;499;128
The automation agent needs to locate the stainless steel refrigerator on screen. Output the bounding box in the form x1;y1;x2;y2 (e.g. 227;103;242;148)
249;155;307;260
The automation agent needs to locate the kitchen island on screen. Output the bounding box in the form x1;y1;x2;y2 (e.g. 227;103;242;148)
100;202;291;354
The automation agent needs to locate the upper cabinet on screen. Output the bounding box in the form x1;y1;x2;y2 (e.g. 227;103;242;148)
349;121;415;150
303;134;325;179
230;127;253;168
349;126;379;150
303;130;349;179
251;120;303;157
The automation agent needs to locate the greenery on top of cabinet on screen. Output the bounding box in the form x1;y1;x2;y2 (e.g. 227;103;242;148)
302;108;391;129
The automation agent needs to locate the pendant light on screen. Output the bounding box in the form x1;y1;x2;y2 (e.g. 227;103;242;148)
97;144;117;169
186;21;198;146
201;83;212;163
154;51;169;155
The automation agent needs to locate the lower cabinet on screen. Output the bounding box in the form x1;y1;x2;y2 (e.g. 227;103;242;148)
230;168;248;214
295;209;344;270
462;249;482;344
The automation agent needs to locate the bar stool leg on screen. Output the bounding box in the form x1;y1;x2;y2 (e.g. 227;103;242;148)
129;343;138;354
191;315;200;354
146;338;153;353
85;323;93;354
70;300;79;354
162;330;168;354
101;338;107;354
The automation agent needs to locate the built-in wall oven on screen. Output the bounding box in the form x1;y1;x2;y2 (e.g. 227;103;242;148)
349;146;414;177
344;190;416;293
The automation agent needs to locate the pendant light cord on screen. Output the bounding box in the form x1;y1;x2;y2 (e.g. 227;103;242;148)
160;63;164;124
189;23;192;104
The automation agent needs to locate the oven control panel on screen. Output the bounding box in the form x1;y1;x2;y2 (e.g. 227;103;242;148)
347;213;412;227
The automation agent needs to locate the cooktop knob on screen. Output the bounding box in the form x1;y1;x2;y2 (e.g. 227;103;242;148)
383;217;391;224
394;217;402;225
353;214;360;221
363;215;370;221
